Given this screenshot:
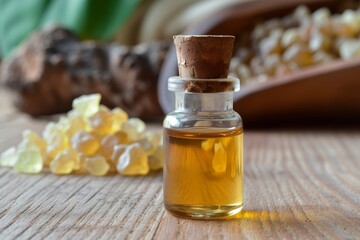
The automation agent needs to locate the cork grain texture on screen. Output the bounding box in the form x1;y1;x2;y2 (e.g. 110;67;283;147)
173;35;234;79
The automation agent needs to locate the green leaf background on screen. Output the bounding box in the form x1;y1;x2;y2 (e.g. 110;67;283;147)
0;0;141;58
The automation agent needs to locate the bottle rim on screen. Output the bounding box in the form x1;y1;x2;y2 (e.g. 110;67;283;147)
168;76;240;92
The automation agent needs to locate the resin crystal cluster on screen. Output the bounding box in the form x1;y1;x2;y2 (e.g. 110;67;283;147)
0;94;163;176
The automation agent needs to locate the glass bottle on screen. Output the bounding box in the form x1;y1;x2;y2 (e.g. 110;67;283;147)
163;76;243;219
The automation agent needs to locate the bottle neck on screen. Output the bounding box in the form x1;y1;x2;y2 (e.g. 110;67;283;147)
175;92;233;112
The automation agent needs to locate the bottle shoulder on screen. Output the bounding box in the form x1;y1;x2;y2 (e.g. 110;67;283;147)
163;110;242;130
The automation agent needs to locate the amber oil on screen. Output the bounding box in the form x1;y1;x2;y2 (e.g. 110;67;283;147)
163;127;243;219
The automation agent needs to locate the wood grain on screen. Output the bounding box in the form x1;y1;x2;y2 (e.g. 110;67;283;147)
0;110;359;239
154;131;360;240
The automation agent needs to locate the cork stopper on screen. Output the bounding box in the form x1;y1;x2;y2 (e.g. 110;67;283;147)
173;35;235;79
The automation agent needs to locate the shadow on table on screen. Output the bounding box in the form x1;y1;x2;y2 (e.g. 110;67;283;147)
224;205;358;220
216;205;360;234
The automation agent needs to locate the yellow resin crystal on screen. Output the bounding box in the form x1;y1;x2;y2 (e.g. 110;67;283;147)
121;118;146;142
117;143;149;175
50;149;78;174
0;94;164;176
110;107;128;134
72;93;101;117
22;130;48;163
74;152;87;174
58;114;88;138
23;130;47;151
148;146;164;171
71;131;100;156
139;131;162;156
88;106;114;135
99;135;120;160
201;139;216;151
43;123;69;160
212;142;227;174
85;155;110;176
14;149;43;174
111;144;127;163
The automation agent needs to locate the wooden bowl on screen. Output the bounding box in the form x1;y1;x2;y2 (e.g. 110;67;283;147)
158;0;360;127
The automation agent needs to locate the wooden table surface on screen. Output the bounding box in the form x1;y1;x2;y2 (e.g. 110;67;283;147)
0;90;359;239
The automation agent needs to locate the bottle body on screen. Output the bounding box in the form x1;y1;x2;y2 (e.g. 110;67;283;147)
163;92;243;219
